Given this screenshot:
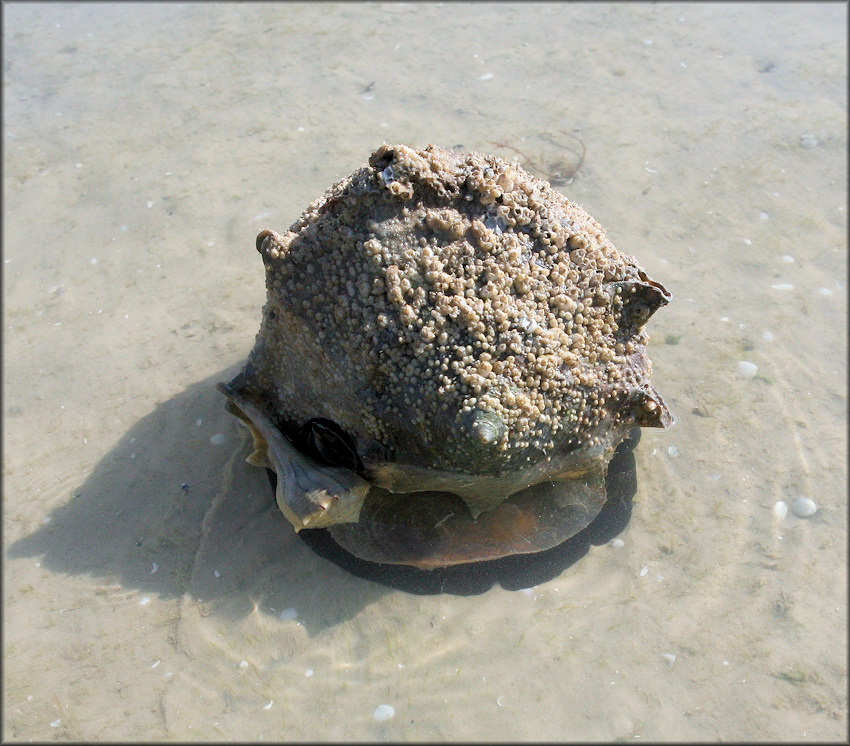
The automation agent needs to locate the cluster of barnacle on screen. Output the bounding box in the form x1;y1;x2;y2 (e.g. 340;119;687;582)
249;144;657;472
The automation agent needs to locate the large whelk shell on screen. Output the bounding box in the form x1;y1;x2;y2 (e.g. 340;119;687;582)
219;143;673;569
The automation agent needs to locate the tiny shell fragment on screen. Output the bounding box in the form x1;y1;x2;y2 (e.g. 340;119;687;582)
791;497;817;518
738;361;758;378
373;704;395;721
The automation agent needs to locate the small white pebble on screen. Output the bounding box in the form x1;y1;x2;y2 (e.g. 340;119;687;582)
139;596;150;606
667;445;679;458
129;453;136;459
818;287;833;297
497;696;506;707
770;283;794;290
519;587;534;597
743;238;751;245
239;660;249;669
720;316;729;322
263;701;273;710
791;497;817;518
214;570;220;578
50;719;61;728
279;607;298;620
147;201;153;208
642;38;653;45
478;72;494;80
761;331;774;342
639;566;649;577
43;516;52;524
305;669;313;677
195;418;203;426
661;653;677;665
151;660;160;669
90;257;98;265
737;361;758;378
150;562;158;574
780;254;795;263
609;538;625;548
373;704;395;721
799;134;818;149
760;211;769;220
209;433;226;446
773;501;788;520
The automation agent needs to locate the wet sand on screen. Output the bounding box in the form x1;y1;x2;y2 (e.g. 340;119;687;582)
3;2;846;741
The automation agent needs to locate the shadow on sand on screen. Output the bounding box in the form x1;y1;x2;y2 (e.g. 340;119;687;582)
8;363;639;633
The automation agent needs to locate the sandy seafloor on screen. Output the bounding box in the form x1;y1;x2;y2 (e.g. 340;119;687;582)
3;2;847;741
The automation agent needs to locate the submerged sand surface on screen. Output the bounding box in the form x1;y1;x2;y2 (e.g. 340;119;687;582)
3;2;846;741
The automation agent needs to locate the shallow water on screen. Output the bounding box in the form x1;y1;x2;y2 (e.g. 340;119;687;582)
3;2;846;741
